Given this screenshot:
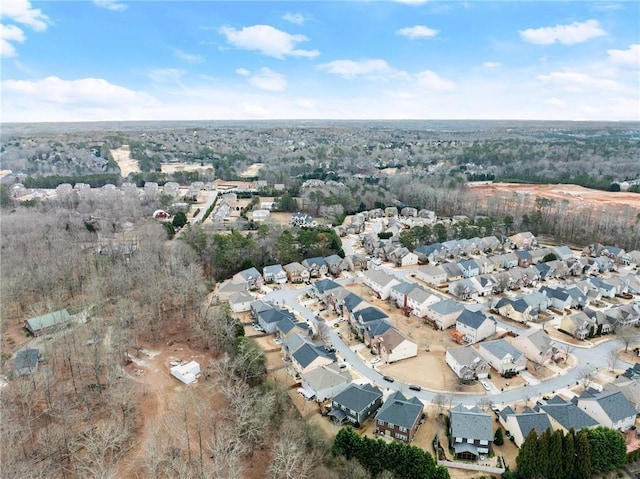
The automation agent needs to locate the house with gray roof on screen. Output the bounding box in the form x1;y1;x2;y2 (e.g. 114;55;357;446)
275;317;310;341
232;267;264;290
494;297;535;323
330;383;383;426
310;278;341;300
425;299;465;330
14;348;42;376
415;264;447;286
283;261;310;283
406;287;441;318
459;259;480;278
414;243;446;264
441;262;464;282
363;319;395;345
363;269;401;300
499;407;552;447
300;363;351;402
290;342;335;376
262;264;287;284
449;404;493;460
302;257;328;277
574;389;636;431
445;345;490;381
455;310;497;344
228;291;255;313
478;339;527;376
605;376;640;412
512;329;563;366
536;396;598;433
375;391;424;443
256;306;296;334
325;254;349;276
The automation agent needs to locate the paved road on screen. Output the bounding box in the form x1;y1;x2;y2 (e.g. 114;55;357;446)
192;190;218;224
265;285;631;406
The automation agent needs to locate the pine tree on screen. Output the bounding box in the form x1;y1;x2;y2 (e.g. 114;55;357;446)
516;429;539;479
537;428;550;479
562;429;575;479
547;429;564;479
573;430;591;479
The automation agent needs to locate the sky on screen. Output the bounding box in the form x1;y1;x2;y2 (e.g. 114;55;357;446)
1;0;639;122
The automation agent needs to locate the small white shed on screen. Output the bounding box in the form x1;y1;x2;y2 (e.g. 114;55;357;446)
170;360;201;384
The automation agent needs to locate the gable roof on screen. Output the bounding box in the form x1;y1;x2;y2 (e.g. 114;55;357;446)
25;309;72;332
237;267;262;281
292;343;334;369
577;389;637;423
333;383;383;412
364;269;399;288
457;309;493;329
480;339;524;361
303;256;327;268
229;291;254;305
258;307;296;325
356;306;389;323
343;293;366;312
376;391;423;429
302;363;351;391
429;298;465;316
450;404;493;441
263;264;285;276
538;396;598;430
314;278;341;294
446;345;485;366
510;411;552;440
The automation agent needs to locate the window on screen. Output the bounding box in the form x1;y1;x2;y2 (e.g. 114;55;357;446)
399;426;407;433
480;439;488;445
388;423;394;428
467;438;474;444
455;437;462;443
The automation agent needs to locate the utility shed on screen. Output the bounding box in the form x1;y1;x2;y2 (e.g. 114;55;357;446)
170;361;201;384
24;309;72;337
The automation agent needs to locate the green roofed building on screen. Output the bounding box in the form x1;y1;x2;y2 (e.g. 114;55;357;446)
24;309;72;337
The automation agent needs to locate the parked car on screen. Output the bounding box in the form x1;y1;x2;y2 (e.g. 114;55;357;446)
370;357;381;365
480;380;491;391
382;375;394;383
408;384;421;391
253;323;265;333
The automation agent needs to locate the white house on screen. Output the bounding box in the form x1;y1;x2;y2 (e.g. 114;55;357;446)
228;291;254;313
425;299;465;330
373;328;418;364
170;361;201;384
575;389;636;431
300;363;352;402
478;339;527;376
415;265;447;286
406;287;442;318
445;346;490;381
363;269;401;300
455;310;497;344
263;264;288;284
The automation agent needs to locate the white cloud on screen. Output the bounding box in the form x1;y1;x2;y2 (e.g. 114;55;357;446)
482;61;501;68
519;19;606;45
536;71;632;93
173;49;203;63
0;0;50;57
147;68;185;84
219;24;319;59
396;25;438;40
247;67;287;91
317;59;395;79
0;0;50;31
415;70;455;90
283;12;306;25
235;68;250;76
93;0;126;11
607;44;640;68
544;97;567;107
0;24;25;58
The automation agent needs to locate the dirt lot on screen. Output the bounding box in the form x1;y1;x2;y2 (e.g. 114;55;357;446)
240;163;265;177
468;182;640;213
160;162;214;175
110;145;139;178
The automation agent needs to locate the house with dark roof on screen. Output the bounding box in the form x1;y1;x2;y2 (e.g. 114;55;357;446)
574;389;636;431
414;243;447;265
375;391;424;442
256;306;296;334
363;319;395;346
449;404;493;460
445;345;490;381
478;339;527;376
275;316;310;341
24;309;72;337
330;383;383;426
605;376;640;413
441;262;464;282
499;407;552;447
455;310;497;344
536;396;599;433
458;259;480;278
310;278;341;300
14;348;42;376
302;257;328;277
325;254;349;276
290;342;335;376
494;297;535;323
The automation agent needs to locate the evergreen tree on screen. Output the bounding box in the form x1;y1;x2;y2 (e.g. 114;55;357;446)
516;429;539;479
562;429;575;479
537;428;550;479
573;430;591;479
586;427;626;474
494;427;504;446
547;429;563;479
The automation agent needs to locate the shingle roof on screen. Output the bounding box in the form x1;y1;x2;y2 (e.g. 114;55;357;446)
333;383;383;413
429;298;465;316
538;397;598;430
376;391;423;429
450;404;493;442
14;348;40;375
357;307;388;323
480;339;523;362
578;390;637;423
343;293;365;312
512;411;552;440
457;309;492;329
263;264;285;276
292;343;334;369
302;363;351;391
314;278;341;293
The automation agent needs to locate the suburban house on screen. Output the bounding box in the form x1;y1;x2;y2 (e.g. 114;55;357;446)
560;312;595;340
291;212;317;228
389;247;419;267
415;265;447;286
302;257;328;277
454;310;497;344
363;269;401;300
515;250;533;268
325;254;349;276
275;316;310;341
445;345;490;382
406;287;442;318
262;264;288;284
586;277;618;299
553;245;575;261
232;267;264;290
310;278;341;301
255;305;297;334
329;383;383;426
449;404;493;460
339;292;368;318
604;377;640;412
459;259;481;278
290;342;335;377
228;291;255;313
363;319;396;346
375;391;424;443
536;396;599;433
491;252;519;270
573;389;636;431
540;286;573;311
478;339;527;376
498;407;552;447
300;363;351;402
414;243;447;264
283;262;310;283
509;232;537;249
24;309;72;337
425;299;465;330
373;328;418;363
14;348;42;376
216;280;248;302
441;262;464;282
344;254;368;272
494;297;536;323
512;329;563;367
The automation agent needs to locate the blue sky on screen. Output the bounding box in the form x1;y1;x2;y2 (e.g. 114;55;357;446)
1;0;638;122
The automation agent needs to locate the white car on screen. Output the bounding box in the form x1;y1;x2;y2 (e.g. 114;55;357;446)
370;357;381;365
480;380;491;391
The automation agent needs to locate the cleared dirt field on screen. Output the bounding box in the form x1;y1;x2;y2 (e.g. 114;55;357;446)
240;163;265;177
160;162;214;175
468;182;640;212
110;145;139;178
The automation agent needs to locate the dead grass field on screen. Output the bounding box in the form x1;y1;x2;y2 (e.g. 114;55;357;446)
468;182;640;212
160;163;214;174
110;145;140;178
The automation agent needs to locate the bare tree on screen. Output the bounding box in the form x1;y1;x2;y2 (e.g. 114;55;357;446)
268;419;327;479
432;393;447;418
579;364;598;389
617;326;640;353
